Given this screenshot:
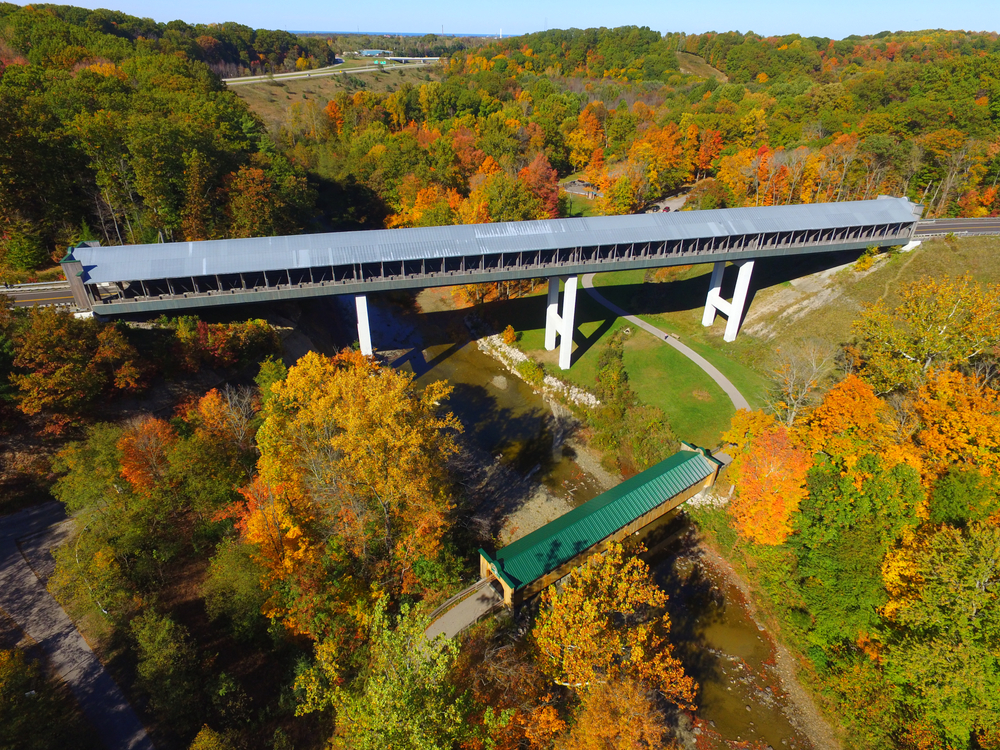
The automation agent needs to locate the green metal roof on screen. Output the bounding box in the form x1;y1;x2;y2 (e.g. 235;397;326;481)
483;448;720;591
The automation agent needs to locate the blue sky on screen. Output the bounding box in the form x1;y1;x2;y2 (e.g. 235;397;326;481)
60;0;999;39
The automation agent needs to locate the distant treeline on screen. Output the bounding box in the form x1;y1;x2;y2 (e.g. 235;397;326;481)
0;3;337;77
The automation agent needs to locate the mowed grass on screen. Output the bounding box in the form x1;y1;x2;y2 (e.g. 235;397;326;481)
495;279;754;446
591;268;773;406
562;192;598;217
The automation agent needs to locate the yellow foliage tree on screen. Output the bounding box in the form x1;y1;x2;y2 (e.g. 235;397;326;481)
256;350;461;591
853;275;1000;394
555;678;673;750
532;543;695;707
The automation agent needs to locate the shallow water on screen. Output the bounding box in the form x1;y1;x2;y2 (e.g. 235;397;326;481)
373;298;811;748
370;300;605;504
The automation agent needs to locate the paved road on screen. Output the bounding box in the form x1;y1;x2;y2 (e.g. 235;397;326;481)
223;63;404;86
581;273;751;412
914;218;1000;236
0;503;154;750
5;287;74;307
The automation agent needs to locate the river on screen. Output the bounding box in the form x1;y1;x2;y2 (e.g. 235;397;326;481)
356;292;816;750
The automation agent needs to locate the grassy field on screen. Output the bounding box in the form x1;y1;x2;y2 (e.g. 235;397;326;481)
491;276;763;447
234;65;441;130
562;192;598;217
752;234;1000;345
675;52;728;82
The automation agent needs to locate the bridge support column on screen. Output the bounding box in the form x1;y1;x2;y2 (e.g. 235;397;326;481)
701;260;754;343
544;276;578;370
355;295;373;356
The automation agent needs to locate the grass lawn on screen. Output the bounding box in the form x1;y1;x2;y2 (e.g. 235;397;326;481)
496;277;760;447
562;192;598;217
591;268;772;406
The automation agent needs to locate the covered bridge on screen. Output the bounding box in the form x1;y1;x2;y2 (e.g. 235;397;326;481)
479;445;723;607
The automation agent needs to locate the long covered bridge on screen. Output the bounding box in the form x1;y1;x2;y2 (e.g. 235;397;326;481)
62;197;921;368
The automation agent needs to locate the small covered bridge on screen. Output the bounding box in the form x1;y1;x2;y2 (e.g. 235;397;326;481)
479;444;723;608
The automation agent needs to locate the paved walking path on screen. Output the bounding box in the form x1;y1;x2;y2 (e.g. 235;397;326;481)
425;580;503;640
0;503;153;750
581;274;751;412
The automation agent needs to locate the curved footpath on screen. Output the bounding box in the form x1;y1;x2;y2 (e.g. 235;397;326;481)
0;502;153;750
581;274;751;412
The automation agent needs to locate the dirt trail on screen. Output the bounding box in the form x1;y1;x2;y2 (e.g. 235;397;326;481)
696;542;842;750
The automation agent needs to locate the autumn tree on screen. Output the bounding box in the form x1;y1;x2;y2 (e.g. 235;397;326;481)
295;600;474;749
532;543;695;707
11;308;143;431
451;623;564;750
881;522;1000;746
387;177;460;229
555;678;672;750
181;149;214;241
518;152;559;218
913;369;1000;479
726;423;811;545
853;276;1000;394
803;374;897;472
189;726;236;750
118;416;178;498
230;350;461;640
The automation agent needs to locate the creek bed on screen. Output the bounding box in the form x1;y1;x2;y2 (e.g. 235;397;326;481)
372;294;814;748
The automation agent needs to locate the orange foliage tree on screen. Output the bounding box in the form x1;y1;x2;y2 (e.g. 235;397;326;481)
12;308;145;433
803;374;893;471
913;369;1000;479
117;417;178;497
726;423;811;545
554;678;672;750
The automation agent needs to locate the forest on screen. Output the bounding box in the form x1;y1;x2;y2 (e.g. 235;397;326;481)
1;4;999;750
698;274;1000;749
3;7;1000;280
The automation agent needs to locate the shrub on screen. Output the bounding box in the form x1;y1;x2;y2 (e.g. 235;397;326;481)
501;324;519;345
516;359;544;385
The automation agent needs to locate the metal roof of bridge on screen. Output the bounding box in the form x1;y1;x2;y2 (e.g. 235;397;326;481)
482;448;720;591
71;198;919;285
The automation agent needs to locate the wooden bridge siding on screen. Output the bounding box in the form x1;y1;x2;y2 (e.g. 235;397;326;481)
484;470;718;607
